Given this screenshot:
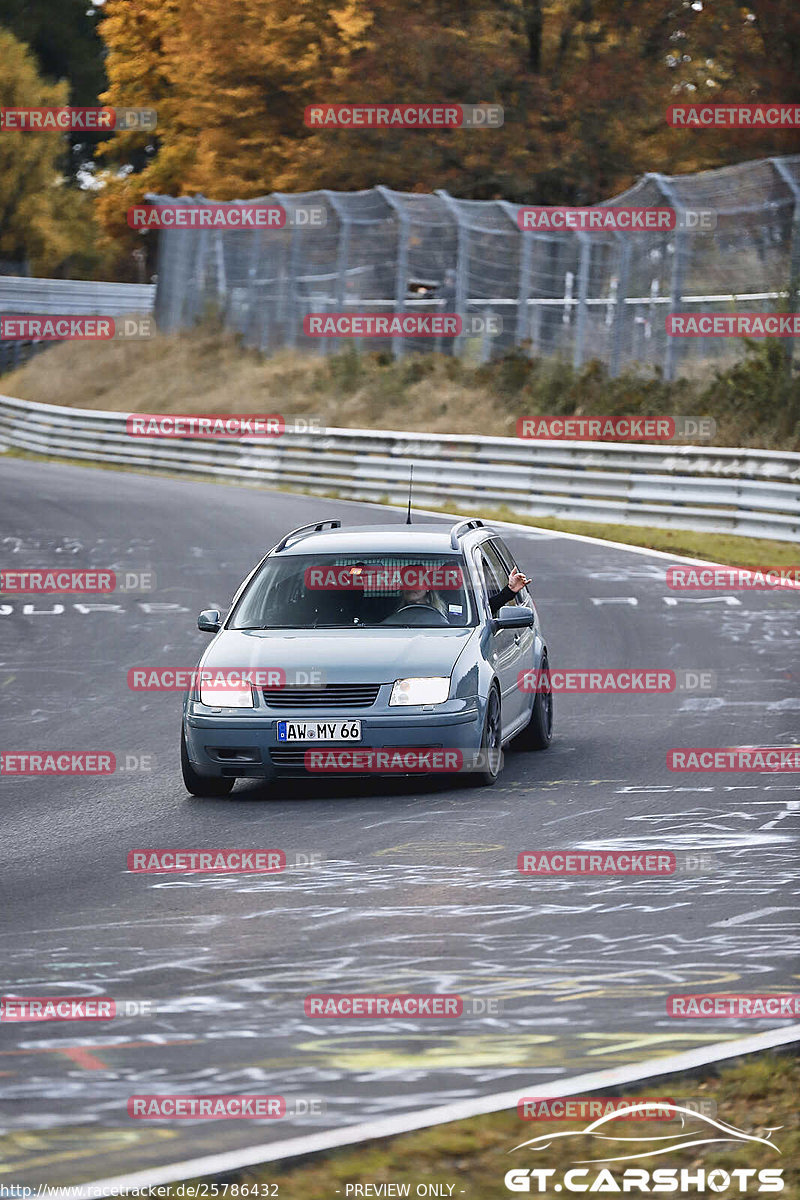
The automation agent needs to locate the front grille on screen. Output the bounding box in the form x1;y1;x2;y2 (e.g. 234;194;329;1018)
270;748;320;768
270;745;444;772
262;683;380;708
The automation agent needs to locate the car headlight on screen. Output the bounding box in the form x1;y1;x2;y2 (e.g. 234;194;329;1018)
389;676;450;706
199;682;254;708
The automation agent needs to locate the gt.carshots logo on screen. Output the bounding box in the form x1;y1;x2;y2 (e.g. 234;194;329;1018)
505;1103;783;1193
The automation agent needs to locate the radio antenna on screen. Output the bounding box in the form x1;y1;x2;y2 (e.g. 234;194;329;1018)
406;464;414;524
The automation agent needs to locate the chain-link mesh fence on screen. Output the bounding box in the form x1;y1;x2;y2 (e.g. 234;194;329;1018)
150;154;800;378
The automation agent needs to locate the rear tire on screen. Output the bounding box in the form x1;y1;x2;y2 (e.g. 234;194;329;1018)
181;727;234;797
469;687;502;786
513;653;554;750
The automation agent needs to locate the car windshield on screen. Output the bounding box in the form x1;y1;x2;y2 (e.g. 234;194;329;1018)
229;553;475;629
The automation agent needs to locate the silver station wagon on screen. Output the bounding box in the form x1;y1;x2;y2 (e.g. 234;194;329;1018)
181;519;552;796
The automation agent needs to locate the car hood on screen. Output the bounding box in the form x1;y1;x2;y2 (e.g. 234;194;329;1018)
200;627;475;684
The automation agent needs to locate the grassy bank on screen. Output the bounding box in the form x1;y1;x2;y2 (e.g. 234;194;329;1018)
4;328;800;450
165;1048;799;1199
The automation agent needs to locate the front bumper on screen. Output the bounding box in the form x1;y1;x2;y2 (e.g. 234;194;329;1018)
184;699;483;780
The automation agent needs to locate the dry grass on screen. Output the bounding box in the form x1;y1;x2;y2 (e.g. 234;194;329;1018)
4;326;799;448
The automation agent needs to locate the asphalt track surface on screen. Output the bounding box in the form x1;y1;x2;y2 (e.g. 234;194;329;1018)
0;457;798;1186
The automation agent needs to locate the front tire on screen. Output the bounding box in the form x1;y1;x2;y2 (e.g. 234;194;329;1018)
469;687;502;786
181;727;234;797
513;652;554;750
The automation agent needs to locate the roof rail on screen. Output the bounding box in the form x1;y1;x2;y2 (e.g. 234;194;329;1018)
274;519;342;553
449;518;484;549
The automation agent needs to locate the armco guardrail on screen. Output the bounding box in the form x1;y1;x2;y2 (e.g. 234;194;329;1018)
0;277;155;316
1;394;799;542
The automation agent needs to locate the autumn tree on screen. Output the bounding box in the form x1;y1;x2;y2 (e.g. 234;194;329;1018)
0;29;110;276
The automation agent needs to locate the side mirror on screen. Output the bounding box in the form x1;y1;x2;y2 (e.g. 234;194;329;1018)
493;604;534;631
197;608;221;633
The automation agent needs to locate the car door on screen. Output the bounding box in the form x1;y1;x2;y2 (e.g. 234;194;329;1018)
474;542;525;732
488;535;539;721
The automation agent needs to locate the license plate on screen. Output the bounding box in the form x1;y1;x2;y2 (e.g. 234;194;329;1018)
277;719;362;742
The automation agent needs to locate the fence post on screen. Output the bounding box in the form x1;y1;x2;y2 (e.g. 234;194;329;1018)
609;233;631;378
572;232;591;369
377;187;409;361
516;231;533;350
436;190;468;357
770;158;800;369
650;173;688;381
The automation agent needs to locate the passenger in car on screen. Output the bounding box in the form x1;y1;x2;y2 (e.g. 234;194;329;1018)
488;567;531;615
